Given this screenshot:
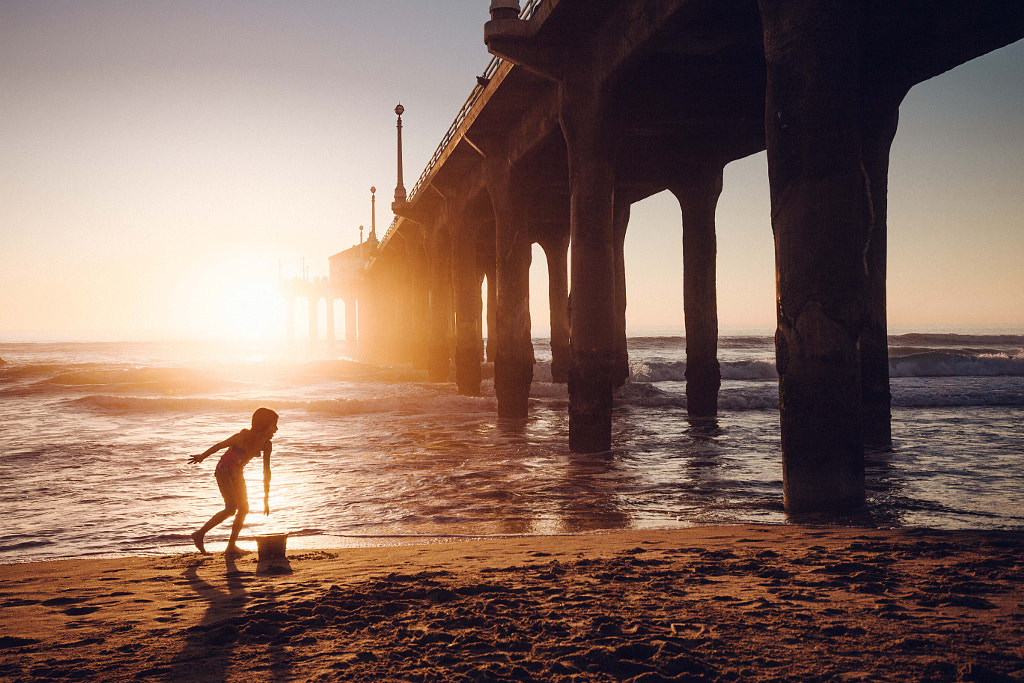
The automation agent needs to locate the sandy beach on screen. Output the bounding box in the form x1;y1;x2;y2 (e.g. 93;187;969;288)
1;525;1022;682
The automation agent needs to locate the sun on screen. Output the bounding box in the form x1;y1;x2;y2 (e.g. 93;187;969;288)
179;255;286;342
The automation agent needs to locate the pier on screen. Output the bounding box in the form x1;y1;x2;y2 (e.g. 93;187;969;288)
281;191;380;346
320;0;1023;512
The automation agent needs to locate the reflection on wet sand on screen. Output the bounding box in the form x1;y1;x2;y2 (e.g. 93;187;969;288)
560;452;631;532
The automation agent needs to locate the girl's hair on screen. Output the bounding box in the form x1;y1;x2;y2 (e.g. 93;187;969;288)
251;407;279;430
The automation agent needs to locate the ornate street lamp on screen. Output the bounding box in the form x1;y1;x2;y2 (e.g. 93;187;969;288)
394;105;406;203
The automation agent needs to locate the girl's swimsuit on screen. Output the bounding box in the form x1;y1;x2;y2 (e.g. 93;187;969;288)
215;445;253;475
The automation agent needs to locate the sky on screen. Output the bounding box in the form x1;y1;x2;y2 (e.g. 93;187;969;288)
1;1;1022;341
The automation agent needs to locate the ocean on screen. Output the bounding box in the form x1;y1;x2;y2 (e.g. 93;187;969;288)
1;328;1022;564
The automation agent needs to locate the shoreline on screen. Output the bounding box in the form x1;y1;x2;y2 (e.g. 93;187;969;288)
1;527;715;567
8;516;1024;568
2;524;1023;682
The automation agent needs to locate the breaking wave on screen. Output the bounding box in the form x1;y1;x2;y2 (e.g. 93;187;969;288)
67;393;498;416
628;350;1024;382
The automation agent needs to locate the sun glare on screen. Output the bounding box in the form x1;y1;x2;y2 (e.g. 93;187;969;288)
179;256;285;342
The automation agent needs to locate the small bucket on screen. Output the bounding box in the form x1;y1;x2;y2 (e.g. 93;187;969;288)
256;533;289;561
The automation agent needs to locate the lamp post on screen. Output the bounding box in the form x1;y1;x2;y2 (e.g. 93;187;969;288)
394;104;406;203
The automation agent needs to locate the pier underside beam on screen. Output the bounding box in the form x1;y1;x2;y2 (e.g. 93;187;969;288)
760;0;867;513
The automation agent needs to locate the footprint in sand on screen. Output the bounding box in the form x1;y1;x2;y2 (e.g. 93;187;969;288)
2;598;41;607
42;596;86;607
0;635;40;648
63;605;100;616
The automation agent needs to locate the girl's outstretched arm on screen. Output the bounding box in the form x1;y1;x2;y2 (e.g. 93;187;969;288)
262;441;272;515
188;436;236;464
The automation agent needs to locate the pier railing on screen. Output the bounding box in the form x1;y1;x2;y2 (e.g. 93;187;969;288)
379;0;542;247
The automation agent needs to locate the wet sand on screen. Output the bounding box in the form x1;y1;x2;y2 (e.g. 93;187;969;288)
1;525;1023;682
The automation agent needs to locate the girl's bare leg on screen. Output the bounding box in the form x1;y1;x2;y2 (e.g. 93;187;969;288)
194;469;243;554
226;507;248;555
224;471;250;555
192;508;234;554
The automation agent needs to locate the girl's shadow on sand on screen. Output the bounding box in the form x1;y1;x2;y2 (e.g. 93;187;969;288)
165;555;293;682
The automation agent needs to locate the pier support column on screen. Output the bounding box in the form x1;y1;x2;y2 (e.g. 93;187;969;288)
612;200;630;389
375;262;398;362
389;258;408;362
326;298;336;345
484;256;497;363
538;231;570;384
759;0;867;512
426;226;454;382
487;161;534;418
453;218;484;396
670;164;724;418
358;276;383;361
286;298;295;343
383;249;404;362
405;232;432;368
345;298;358;346
860;106;899;448
307;297;318;344
561;88;617;453
393;241;419;364
354;295;365;350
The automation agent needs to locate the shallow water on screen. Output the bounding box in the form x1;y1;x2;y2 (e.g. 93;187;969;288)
1;332;1022;563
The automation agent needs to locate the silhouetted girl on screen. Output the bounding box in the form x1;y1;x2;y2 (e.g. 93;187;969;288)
189;407;279;555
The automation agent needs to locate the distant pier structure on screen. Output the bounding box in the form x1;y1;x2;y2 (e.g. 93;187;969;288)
280;188;380;346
